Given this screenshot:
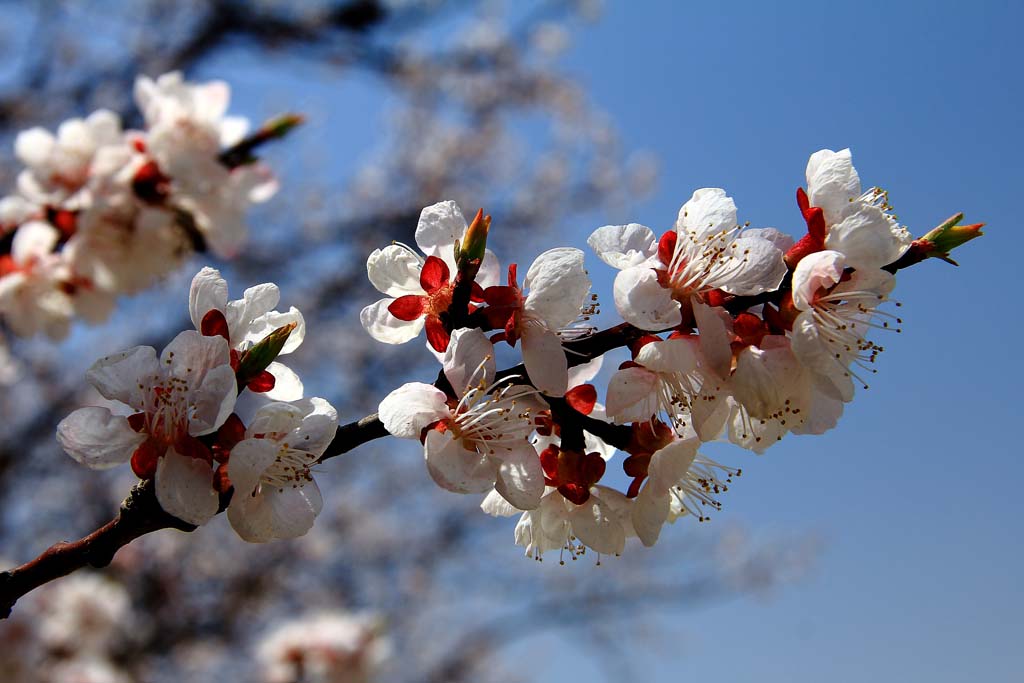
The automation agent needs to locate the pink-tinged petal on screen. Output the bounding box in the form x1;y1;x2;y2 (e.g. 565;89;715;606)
360;299;425;344
568;493;626;556
521;326;568;397
245;307;305;355
190;364;238;436
289;397;338;456
388;295;426;321
85;345;160;410
825;205;912;271
266;481;323;539
716;236;787;296
481;488;520;517
419;256;450;294
378;383;449;439
605;366;659;424
366;245;425;297
227;487;274;543
57;407;145;469
414;200;467;257
727;400;788;454
635;337;699;375
790;311;855;402
262;361;304;402
587;223;658;269
692;301;734;380
538;490;570;538
837;267;896;299
226;438;279;497
806;148;861;225
494;441;544;511
792;250;845;310
443;328;495;397
225;283;281;339
155;449;219;526
188;267;229;332
632;484;670;547
675;188;737;239
612;267;681;330
423;429;499;494
691;384;731;442
523;248;591;329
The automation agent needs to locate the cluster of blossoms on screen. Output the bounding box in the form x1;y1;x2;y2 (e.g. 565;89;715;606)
368;150;981;560
57;267;336;542
257;611;391;683
55;148;980;561
0;72;284;340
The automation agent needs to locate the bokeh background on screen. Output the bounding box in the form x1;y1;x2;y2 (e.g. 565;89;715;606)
0;1;1019;682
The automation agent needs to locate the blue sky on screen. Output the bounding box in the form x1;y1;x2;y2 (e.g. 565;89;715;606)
505;2;1021;681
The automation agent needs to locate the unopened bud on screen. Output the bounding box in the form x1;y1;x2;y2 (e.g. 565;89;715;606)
235;322;297;388
915;213;984;265
456;208;491;274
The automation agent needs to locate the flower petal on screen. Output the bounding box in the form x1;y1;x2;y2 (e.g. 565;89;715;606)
56;407;145;469
791;250;845;310
494;441;544;510
360;299;425;344
632;484;670;547
443;327;495;397
568;493;626;556
188;267;229;331
262;361;304;402
523;248;591;329
366;244;425;297
635;337;699;375
423;429;499;494
612;267;681;330
227;438;279;497
675;188;737;239
190;364;237;436
605;366;659;424
521;326;568;397
806;148;861;225
414;200;467;258
378;383;449;439
481;488;521;517
85;345;160;410
155;449;219;526
587;223;658;269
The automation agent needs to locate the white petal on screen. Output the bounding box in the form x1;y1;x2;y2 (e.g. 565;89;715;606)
692;301;734;380
791;250;845;310
244;307;305;355
423;429;499;494
162;330;231;385
290;397;338;455
15;127;55;168
414;200;467;258
791;380;844;435
742;227;795;253
635;337;699;375
675;188;737;239
790;311;855;402
648;438;699;489
587;223;658;269
190;364;237;436
731;339;803;420
825;205;912;271
568;494;626;556
632;484;670;547
226;438;278;497
155;449;219;526
476;248;501;289
56;407;144;469
366;245;425;297
612;267;681;330
567;355;603;388
227;488;274;543
521;326;568;397
11;221;58;263
378;383;449;439
481;488;520;517
605;366;659;424
523;248;590;328
806;148;861;225
360;299;424;345
266;481;323;539
263;361;304;401
715;236;787;296
494;440;544;511
443;328;495;397
85;345;160;409
227;283;281;336
188;267;228;331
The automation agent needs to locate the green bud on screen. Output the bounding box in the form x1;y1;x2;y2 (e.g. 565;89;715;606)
235;322;297;386
915;213;984;266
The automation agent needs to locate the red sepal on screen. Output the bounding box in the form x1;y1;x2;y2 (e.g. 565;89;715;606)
130;439;162;479
420;255;450;294
657;230;677;267
565;384;597;415
247;369;276;393
201;308;230;340
424;315;450;352
388;295;425;321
